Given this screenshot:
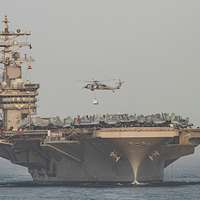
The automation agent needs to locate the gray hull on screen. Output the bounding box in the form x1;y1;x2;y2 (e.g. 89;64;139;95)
0;135;194;184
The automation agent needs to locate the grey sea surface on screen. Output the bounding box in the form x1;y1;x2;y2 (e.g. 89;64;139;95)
0;156;200;200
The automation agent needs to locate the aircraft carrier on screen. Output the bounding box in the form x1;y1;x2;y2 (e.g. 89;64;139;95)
0;16;200;185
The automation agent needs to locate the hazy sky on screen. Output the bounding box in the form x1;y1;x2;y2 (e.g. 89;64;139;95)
1;0;200;125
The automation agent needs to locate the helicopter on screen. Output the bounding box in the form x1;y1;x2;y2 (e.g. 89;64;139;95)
83;79;124;92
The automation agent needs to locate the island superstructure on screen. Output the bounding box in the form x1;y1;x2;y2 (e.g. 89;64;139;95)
0;16;39;130
0;16;200;184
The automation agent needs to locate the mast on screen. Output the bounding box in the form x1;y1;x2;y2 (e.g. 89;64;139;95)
0;16;39;131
